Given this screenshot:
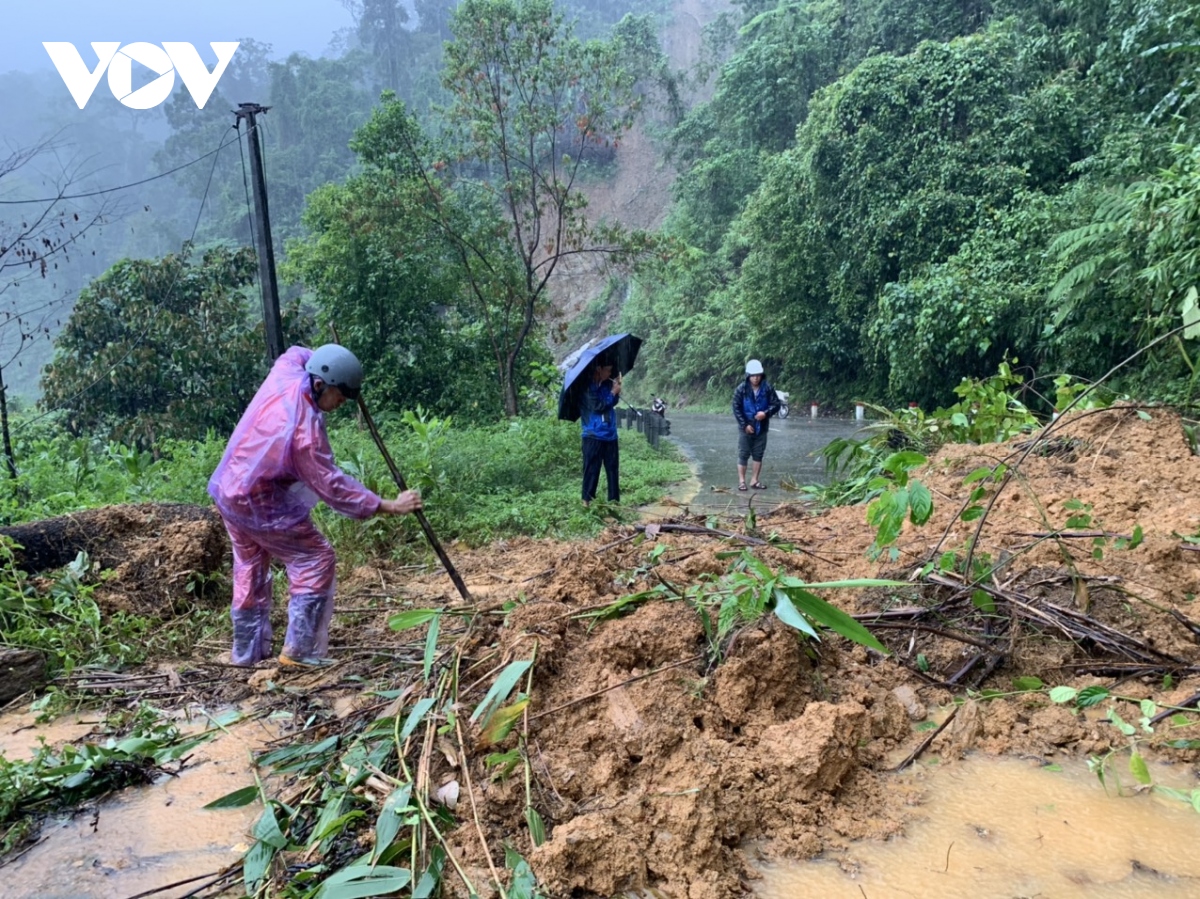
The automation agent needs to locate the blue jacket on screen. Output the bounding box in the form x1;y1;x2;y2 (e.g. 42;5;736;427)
732;378;781;435
580;379;619;441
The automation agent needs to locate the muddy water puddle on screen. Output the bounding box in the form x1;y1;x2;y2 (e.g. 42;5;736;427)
2;712;277;899
757;755;1200;899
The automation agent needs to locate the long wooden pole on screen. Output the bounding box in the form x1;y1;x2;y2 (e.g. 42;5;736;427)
353;395;472;603
327;326;471;602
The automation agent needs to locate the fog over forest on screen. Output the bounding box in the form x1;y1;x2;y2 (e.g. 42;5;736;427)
0;0;450;398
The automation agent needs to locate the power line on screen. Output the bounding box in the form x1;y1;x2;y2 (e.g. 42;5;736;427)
0;129;243;205
14;125;234;434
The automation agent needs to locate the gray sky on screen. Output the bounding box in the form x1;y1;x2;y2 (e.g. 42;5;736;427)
2;0;357;75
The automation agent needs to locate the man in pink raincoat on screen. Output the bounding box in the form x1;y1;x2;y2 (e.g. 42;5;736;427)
209;344;422;668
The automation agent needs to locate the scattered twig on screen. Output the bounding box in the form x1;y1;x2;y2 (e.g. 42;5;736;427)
891;704;960;772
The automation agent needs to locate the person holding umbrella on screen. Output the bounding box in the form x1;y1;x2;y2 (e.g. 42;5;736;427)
557;333;643;508
579;354;622;506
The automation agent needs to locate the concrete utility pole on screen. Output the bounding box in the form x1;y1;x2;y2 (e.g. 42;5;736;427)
234;103;285;361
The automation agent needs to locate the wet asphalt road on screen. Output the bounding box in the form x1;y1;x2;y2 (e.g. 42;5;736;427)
653;411;865;514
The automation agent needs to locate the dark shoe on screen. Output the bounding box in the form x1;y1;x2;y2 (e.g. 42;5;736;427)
751;482;768;489
279;654;336;669
738;483;748;491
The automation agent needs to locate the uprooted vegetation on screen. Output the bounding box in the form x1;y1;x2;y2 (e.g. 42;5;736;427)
7;406;1200;897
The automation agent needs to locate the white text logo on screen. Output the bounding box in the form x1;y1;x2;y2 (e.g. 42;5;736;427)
43;42;240;110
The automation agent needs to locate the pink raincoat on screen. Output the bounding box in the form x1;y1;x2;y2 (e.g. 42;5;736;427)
209;347;381;665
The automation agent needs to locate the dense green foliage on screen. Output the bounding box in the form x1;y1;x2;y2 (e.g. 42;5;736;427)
628;0;1200;409
38;246;303;445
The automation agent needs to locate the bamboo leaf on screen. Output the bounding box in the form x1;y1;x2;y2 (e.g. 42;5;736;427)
471;659;533;727
479;697;529;746
784;588;888;654
772;590;819;640
424;613;441;681
373;784;413;864
243;839;276;892
314;865;412;899
202;784;259;810
400;698;437;743
525;805;546;846
253;804;287;849
389;608;441;632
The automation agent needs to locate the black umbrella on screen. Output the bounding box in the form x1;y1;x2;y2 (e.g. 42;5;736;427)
557;333;643;422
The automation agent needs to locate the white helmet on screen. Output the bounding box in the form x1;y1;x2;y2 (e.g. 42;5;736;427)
306;344;364;399
745;359;764;376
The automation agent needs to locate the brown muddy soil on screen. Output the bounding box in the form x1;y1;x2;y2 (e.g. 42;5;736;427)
27;406;1200;898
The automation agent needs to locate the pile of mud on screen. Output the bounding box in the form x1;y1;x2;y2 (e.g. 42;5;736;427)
0;503;227;615
365;406;1200;898
17;407;1200;897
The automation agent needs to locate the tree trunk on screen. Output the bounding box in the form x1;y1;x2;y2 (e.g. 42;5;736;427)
0;649;47;705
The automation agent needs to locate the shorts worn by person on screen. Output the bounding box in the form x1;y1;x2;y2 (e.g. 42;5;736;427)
732;358;781;491
208;344;422;669
579;357;621;506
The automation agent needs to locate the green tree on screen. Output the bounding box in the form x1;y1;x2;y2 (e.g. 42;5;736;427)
736;24;1088;394
438;0;651;415
40;246;293;445
284;97;503;421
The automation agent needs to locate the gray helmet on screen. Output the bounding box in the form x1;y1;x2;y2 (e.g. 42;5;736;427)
305;344;363;399
745;359;764;376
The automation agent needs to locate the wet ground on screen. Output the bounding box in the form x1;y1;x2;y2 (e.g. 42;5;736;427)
757;755;1200;898
657;412;864;513
3;713;274;899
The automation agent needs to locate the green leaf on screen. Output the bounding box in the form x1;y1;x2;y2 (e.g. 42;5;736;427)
908;481;933;526
1076;685;1110;708
772;591;819;640
1012;677;1043;692
203;784;260;810
471;660;533;727
373;784;414;864
785;588;888;654
388;608;441;632
881;451;927;476
314;865;412;899
507;855;538;899
1048;686;1078;704
962;467;995;485
1129;752;1152;785
1108;708;1137;737
971;589;995;614
423;613;441;681
400;698;437;743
